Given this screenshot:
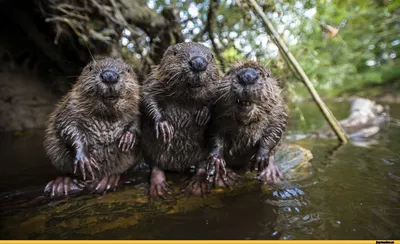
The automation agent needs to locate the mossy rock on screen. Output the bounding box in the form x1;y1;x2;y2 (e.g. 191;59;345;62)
0;144;312;239
276;144;313;181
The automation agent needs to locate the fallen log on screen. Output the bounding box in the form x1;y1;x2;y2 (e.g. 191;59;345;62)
312;97;390;140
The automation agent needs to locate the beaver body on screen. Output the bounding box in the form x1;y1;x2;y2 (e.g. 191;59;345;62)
207;61;288;187
141;42;219;197
44;58;141;197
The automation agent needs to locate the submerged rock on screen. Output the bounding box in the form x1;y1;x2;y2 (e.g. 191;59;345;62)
0;144;312;239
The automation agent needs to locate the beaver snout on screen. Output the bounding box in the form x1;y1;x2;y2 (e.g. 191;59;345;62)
101;70;120;84
238;68;258;86
189;56;208;72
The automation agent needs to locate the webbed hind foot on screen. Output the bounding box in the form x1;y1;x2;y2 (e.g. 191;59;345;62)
87;174;121;194
213;167;242;189
182;168;210;197
44;176;85;198
149;167;172;199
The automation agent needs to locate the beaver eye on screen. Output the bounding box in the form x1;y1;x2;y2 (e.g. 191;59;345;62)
173;49;177;56
89;64;94;71
266;71;270;78
126;68;131;73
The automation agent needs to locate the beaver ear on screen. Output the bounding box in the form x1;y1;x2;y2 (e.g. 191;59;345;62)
164;47;177;56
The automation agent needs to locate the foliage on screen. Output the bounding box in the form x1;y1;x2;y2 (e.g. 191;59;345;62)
146;0;400;97
4;0;398;97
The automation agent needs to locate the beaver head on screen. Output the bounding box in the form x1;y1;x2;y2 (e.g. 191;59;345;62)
156;42;219;101
217;61;281;124
74;58;139;116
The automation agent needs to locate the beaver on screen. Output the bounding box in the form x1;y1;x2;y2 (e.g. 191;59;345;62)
43;57;141;197
206;61;288;187
141;42;219;198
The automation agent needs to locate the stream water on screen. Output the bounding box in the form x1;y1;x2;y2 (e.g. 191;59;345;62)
0;101;399;240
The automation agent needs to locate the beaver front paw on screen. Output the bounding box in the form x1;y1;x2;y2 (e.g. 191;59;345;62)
251;147;270;172
258;156;283;184
73;150;99;181
155;120;174;143
206;152;227;183
118;130;136;152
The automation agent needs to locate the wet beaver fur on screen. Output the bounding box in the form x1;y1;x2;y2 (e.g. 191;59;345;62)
141;42;219;198
206;61;288;187
44;58;141;197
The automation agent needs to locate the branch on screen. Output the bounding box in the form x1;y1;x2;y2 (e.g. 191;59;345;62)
109;0;141;38
206;0;226;72
246;0;349;143
119;0;168;38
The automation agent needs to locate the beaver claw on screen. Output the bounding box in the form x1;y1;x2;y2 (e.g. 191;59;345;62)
182;169;210;197
44;176;85;197
155;120;174;143
88;174;121;194
118;130;136;152
258;156;283;184
252;148;270;172
195;106;211;127
149;167;172;199
73;150;99;181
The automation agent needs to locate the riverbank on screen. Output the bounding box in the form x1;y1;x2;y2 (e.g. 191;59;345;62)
292;83;400;104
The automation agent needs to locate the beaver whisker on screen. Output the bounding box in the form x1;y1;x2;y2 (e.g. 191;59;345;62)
165;72;181;85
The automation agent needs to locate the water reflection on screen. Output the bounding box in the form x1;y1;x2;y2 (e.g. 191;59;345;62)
0;102;400;239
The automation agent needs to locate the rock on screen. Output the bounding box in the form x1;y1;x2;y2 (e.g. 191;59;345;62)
275;144;313;181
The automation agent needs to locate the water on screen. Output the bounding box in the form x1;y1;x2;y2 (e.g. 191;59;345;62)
0;101;399;240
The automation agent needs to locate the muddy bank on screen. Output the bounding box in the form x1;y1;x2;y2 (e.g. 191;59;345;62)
0;71;57;132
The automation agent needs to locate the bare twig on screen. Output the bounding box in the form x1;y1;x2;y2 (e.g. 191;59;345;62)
246;0;349;143
57;3;88;12
46;17;89;43
109;0;141;38
52;5;89;20
90;0;120;24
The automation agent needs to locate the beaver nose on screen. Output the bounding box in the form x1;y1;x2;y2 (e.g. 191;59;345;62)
238;68;259;85
189;56;208;72
101;70;119;84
